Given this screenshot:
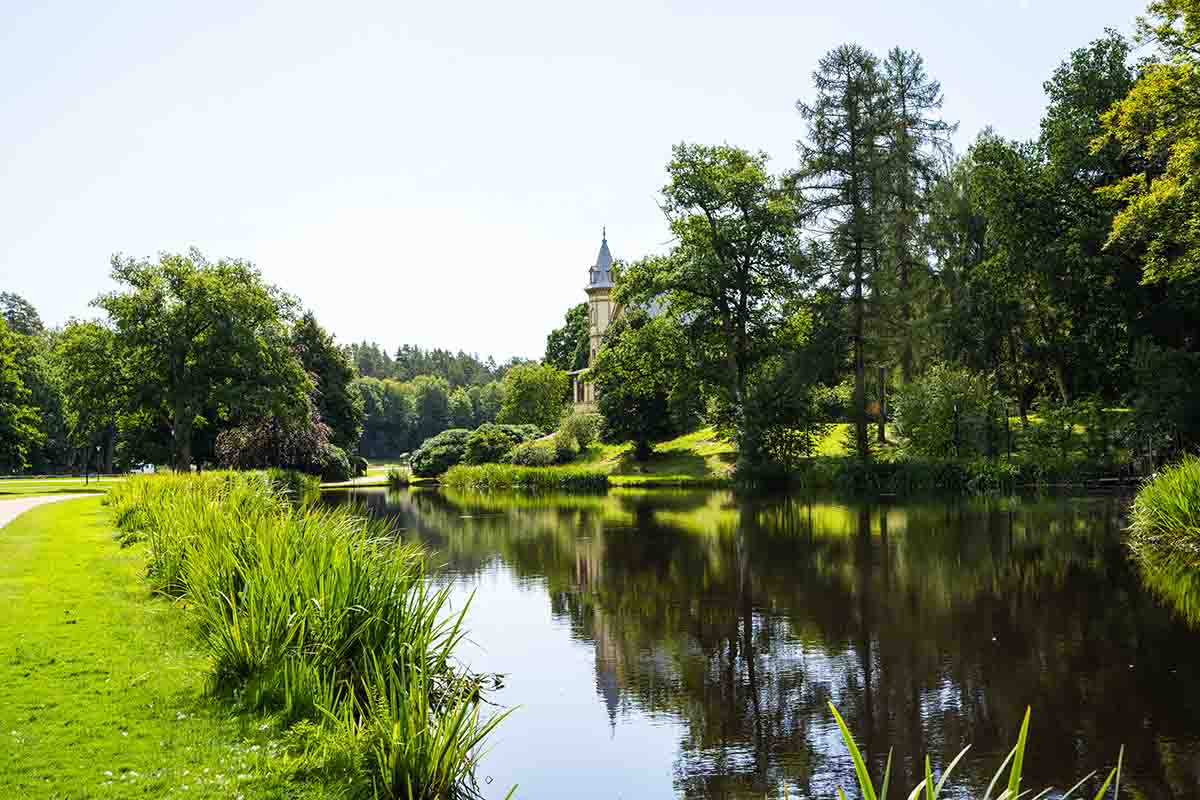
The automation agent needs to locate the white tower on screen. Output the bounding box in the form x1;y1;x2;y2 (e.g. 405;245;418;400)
573;230;615;406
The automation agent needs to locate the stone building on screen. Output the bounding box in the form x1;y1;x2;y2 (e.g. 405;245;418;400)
570;230;616;408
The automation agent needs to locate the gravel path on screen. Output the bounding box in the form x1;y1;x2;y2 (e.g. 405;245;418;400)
0;494;93;530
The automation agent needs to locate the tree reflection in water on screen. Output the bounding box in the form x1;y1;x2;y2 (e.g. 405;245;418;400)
325;487;1200;800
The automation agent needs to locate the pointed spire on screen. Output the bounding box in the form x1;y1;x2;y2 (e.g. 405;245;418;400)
588;228;614;289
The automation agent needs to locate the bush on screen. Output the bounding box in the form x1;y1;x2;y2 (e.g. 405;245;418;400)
353;455;369;477
554;434;578;464
318;442;353;482
558;411;601;451
463;423;542;465
893;364;1002;459
410;429;471;477
386;466;411;489
511;439;557;467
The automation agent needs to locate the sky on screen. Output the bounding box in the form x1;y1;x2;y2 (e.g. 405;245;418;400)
0;0;1146;363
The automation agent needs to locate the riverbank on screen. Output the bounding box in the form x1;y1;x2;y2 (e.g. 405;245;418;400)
0;496;294;798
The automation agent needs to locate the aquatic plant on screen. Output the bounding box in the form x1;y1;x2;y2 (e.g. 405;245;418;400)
829;704;1122;800
1128;455;1200;548
387;465;412;489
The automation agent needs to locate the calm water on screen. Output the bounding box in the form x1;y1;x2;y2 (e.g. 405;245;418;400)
323;487;1200;800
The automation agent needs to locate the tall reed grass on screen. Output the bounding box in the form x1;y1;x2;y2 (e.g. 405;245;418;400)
441;463;609;491
106;472;508;799
1128;455;1200;550
829;703;1122;800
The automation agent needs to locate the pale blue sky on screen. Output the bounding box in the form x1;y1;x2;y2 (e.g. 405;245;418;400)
0;0;1143;361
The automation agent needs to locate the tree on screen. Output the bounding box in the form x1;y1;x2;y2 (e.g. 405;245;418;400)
796;44;890;461
593;311;689;459
54;321;122;472
0;317;41;471
469;381;504;426
1097;0;1200;283
95;249;310;471
0;292;44;336
497;362;568;431
544;303;590;372
449;387;475;429
879;48;955;384
411;375;452;445
619;143;801;467
291;312;365;453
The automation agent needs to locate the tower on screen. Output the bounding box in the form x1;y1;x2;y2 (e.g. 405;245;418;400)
572;229;615;407
586;228;615;368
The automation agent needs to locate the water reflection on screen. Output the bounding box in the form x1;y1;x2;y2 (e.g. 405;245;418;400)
324;488;1200;800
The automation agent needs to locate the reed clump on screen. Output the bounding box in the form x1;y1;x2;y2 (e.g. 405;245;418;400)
105;472;507;799
829;704;1122;800
1128;455;1200;551
441;463;609;492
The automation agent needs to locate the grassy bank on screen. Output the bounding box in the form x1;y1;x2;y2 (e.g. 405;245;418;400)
442;463;609;491
1128;455;1200;548
103;472;507;798
0;496;298;798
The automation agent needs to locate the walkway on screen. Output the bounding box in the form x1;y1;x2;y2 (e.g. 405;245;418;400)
0;493;92;529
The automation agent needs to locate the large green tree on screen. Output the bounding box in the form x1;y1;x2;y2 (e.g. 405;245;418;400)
796;44;890;461
619;143;801;467
1098;0;1200;283
0;317;41;471
544;303;590;372
95;249;309;471
497;362;568;431
291;311;364;453
54;321;122;473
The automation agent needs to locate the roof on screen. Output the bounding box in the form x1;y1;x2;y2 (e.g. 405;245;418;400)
587;231;614;289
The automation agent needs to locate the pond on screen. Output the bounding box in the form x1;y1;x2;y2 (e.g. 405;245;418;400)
322;487;1200;800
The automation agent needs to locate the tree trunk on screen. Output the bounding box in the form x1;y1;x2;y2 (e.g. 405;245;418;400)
853;263;869;462
173;397;193;472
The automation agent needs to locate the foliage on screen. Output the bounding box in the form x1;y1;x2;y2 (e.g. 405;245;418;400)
510;439;558;467
1129;454;1200;548
264;467;321;504
409;428;471;477
105;474;504;798
1096;0;1200;283
1129;341;1200;458
558;410;601;451
593;312;692;459
893;365;1002;459
95;249;310;471
497;362;569;431
544;302;590;372
53;321;121;468
828;703;1122;800
441;463;609;491
0;291;44;336
0;317;41;471
214;409;335;477
291;311;364;453
448;387;475;429
463;422;541;465
386;466;412;489
317;441;353;482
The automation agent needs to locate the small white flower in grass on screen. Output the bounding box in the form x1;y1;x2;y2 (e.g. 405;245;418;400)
121;731;128;737
258;723;268;732
104;771;113;777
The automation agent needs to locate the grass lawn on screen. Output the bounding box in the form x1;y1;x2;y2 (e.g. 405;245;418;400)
0;477;118;498
0;497;298;799
578;424;862;484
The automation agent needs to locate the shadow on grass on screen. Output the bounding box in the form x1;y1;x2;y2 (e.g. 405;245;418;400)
0;487;106;497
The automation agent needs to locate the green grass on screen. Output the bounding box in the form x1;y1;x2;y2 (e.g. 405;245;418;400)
0;476;118;497
1129;455;1200;548
442;463;609;491
0;496;296;798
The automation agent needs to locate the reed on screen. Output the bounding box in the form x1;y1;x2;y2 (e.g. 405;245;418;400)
1128;455;1200;550
441;463;609;491
387;465;412;489
106;472;506;799
829;703;1122;800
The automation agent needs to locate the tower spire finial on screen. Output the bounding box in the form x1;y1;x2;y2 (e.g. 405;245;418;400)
602;225;606;240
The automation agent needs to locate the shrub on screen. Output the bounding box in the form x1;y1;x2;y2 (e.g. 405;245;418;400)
463;423;542;465
318;442;353;482
215;411;334;477
352;455;369;477
554;434;578;464
386;466;411;489
893;364;1002;459
410;429;471;477
511;439;557;467
558;411;601;451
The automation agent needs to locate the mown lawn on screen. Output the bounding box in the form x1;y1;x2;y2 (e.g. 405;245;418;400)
0;497;299;799
0;477;117;498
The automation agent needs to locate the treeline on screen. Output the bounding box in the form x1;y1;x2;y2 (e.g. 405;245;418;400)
578;0;1200;474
